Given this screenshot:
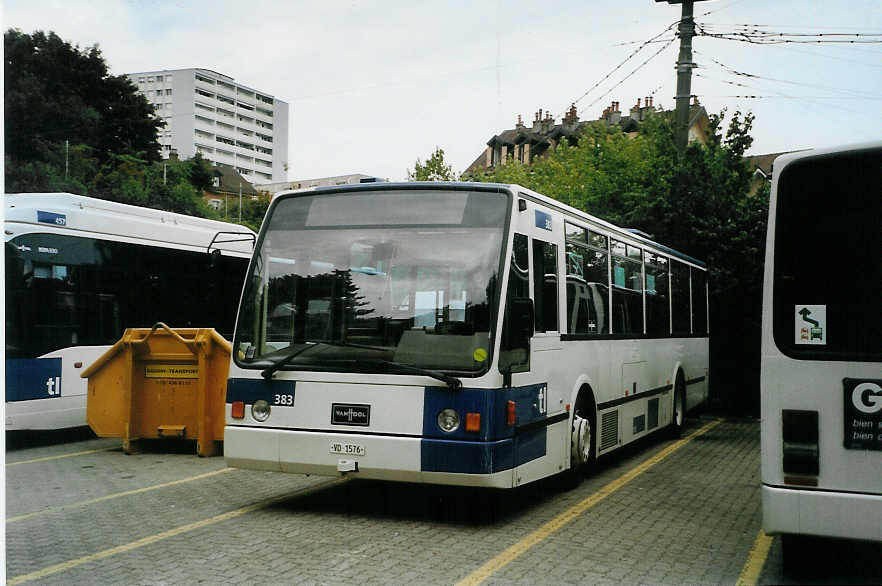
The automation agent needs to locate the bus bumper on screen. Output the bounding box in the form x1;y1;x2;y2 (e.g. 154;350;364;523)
224;426;515;488
762;484;882;542
5;395;87;431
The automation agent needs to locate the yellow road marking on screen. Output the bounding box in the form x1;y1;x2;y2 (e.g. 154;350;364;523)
456;419;723;586
7;446;116;466
8;468;234;523
8;477;346;585
736;530;774;586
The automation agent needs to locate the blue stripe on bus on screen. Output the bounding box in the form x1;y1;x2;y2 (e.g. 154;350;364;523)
226;378;295;404
421;383;549;474
421;437;515;474
5;358;63;402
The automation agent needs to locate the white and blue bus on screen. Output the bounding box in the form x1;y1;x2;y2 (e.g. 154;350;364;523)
224;183;708;488
761;143;882;562
5;193;255;430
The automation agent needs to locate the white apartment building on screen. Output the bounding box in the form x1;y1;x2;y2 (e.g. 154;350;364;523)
127;68;289;183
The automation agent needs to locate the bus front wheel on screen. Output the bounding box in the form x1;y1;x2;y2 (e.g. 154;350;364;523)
562;393;596;489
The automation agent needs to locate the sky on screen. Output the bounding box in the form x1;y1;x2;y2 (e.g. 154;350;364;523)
3;0;881;182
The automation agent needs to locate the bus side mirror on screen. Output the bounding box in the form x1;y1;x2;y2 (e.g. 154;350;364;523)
511;297;535;342
209;248;222;268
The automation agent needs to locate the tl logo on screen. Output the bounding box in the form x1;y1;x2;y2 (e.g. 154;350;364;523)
45;376;61;397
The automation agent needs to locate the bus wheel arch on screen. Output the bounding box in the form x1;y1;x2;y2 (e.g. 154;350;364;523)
563;385;597;489
670;369;687;437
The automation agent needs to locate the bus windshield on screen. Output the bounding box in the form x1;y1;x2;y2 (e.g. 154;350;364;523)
234;188;508;374
772;147;882;362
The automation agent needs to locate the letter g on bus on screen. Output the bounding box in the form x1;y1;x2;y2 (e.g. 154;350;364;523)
852;382;882;414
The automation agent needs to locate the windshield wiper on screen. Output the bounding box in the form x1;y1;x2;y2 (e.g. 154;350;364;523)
261;340;387;380
260;344;462;390
358;358;462;391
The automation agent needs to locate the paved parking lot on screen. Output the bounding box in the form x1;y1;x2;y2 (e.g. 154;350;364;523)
5;417;880;585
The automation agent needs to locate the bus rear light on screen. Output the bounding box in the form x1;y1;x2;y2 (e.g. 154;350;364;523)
465;412;481;432
782;409;819;476
783;475;818;487
74;362;83;368
506;400;516;426
231;401;245;419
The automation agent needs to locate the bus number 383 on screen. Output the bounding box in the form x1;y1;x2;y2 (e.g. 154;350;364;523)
274;394;294;406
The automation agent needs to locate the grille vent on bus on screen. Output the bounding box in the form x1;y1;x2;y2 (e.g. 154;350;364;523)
648;398;659;430
600;410;619;451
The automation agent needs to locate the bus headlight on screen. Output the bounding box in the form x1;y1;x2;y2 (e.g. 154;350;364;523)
437;408;460;433
252;400;271;422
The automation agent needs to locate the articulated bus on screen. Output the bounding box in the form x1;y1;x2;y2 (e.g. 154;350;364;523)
5;193;255;430
224;182;708;488
761;143;882;561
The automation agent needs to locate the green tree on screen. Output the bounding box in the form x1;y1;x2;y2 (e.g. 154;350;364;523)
5;28;162;191
408;146;456;181
186;153;215;192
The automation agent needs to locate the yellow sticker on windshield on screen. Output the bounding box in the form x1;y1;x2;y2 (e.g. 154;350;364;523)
473;348;488;362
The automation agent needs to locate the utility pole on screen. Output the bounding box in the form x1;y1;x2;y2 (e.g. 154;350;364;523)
65;140;69;178
238;182;242;222
656;0;705;150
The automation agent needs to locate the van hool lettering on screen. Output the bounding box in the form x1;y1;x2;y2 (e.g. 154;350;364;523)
331;404;370;426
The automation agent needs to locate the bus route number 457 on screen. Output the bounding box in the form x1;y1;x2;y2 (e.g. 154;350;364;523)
330;442;365;456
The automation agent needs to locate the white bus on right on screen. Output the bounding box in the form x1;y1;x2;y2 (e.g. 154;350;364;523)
760;141;882;564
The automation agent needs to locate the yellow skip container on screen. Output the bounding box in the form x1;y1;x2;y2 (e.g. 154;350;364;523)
81;322;231;456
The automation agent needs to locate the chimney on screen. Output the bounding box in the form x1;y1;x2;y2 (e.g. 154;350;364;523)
564;103;579;128
630;99;641;122
516;114;524;128
609;102;621;125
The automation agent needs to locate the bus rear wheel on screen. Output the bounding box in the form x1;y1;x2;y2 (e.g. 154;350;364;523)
669;375;686;438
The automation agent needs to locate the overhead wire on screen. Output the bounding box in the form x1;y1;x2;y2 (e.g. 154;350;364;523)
705;95;882;100
694;49;878;98
577;38;676;117
556;19;681;120
693;67;868;117
694;22;882;44
697;0;752;18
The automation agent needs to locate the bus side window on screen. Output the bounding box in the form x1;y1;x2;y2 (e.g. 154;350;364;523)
533;239;559;333
645;252;670;336
611;240;643;335
671;260;691;334
500;234;530;373
691;268;707;335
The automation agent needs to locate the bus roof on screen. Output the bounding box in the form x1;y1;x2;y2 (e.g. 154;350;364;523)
4;192;256;255
271;181;706;269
